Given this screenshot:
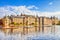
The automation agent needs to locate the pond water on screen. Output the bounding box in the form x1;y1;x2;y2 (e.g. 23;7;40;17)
0;25;60;40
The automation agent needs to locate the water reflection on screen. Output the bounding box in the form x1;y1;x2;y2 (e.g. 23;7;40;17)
0;25;60;40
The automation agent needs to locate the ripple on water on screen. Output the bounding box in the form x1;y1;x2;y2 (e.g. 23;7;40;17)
0;25;60;40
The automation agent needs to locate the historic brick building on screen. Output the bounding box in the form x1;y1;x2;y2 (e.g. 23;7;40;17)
0;14;59;34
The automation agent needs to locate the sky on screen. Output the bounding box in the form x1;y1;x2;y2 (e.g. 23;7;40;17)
0;0;60;19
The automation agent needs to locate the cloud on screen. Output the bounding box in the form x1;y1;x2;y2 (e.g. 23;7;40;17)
27;5;38;9
0;7;17;18
0;5;60;19
49;2;53;5
0;6;36;18
38;12;60;19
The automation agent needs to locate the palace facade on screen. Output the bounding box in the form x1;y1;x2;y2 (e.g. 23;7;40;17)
0;14;59;34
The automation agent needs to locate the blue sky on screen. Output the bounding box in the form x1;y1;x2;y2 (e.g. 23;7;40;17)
0;0;60;19
0;0;60;12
